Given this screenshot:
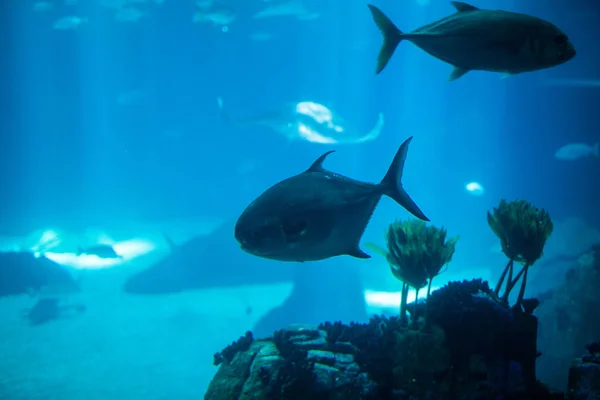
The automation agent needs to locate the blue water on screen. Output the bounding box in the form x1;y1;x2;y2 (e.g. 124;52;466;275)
1;0;599;398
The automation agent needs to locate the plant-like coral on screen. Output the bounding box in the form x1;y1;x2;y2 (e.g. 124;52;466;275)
213;331;254;366
367;219;458;325
487;199;553;308
587;342;600;355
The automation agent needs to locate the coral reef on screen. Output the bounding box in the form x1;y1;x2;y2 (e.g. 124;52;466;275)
213;331;254;366
205;200;594;400
205;280;560;400
566;341;600;399
367;219;458;324
536;244;600;390
487;199;553;307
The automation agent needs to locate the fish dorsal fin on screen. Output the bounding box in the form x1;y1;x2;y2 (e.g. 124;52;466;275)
347;246;371;259
306;150;335;172
449;66;470;81
450;1;478;12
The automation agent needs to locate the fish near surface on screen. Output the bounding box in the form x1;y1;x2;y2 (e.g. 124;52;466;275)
234;137;429;262
555;142;599;160
368;1;576;81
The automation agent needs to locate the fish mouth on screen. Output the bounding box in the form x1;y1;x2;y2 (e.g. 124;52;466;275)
239;242;273;257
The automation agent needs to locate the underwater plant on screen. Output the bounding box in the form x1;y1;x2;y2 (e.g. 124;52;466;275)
487;199;553;308
368;219;459;325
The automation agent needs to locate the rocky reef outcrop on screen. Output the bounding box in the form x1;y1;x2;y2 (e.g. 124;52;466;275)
566;341;600;399
205;279;563;400
536;243;600;389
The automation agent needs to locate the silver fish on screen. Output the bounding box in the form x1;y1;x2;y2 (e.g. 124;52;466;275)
234;137;428;262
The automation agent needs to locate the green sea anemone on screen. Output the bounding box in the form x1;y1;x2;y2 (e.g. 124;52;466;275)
367;219;459;325
487;199;553;308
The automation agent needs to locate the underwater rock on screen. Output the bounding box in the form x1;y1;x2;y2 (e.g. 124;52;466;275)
566;342;600;399
536;243;600;389
0;251;79;297
207;324;377;400
206;280;558;400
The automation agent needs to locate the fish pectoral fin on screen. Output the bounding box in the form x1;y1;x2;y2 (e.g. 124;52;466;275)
347;246;371;259
448;67;470;81
364;242;388;258
500;72;517;79
450;1;479;12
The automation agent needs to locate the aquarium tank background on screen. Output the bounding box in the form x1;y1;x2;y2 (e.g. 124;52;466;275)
1;0;599;399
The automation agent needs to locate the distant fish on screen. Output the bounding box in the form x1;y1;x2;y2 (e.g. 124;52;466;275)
367;2;575;81
22;297;86;326
115;6;147;22
555;142;599;160
193;2;236;26
28;276;81;298
465;181;485;196
219;99;384;145
33;1;53;12
253;0;319;20
77;245;122;259
53;15;88;30
234;136;429;262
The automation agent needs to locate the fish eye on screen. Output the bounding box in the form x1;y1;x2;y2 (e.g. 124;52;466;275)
554;34;568;45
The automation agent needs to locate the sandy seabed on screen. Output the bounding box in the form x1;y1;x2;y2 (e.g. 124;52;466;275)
0;220;293;400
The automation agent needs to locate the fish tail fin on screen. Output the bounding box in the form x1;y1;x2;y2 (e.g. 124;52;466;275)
380;137;429;221
593;142;599;157
367;5;403;74
359;112;385;143
162;233;177;251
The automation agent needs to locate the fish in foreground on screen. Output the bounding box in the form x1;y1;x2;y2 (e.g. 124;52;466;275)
234;137;429;262
368;1;576;81
555;142;599;160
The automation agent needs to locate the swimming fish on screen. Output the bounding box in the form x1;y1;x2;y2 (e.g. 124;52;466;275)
555;142;599;160
53;15;88;30
220;99;384;144
23;297;86;326
368;1;575;81
234;136;429;262
193;2;236;25
77;245;122;259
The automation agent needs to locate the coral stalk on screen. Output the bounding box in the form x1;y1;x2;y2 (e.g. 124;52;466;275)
515;264;530;307
494;259;512;298
400;282;409;324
